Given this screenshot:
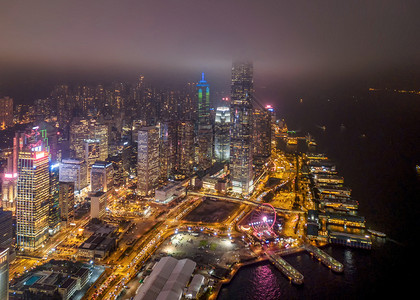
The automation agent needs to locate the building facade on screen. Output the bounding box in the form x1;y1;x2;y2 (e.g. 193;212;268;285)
0;96;13;130
196;73;213;170
214;106;231;162
137;126;160;196
229;62;254;195
16;149;50;251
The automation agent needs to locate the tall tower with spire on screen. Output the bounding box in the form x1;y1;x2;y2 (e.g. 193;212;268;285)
230;62;254;195
196;73;213;170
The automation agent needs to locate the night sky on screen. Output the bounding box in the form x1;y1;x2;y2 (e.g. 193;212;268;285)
1;0;419;102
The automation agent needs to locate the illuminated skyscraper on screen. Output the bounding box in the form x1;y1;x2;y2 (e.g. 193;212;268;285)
0;247;8;300
16;128;50;251
137;126;160;196
230;62;254;195
196;73;213;170
176;121;195;177
91;161;113;193
49;163;61;235
58;182;74;227
59;158;88;193
159;121;177;180
253;107;271;163
84;139;100;186
70;118;90;159
0;97;13;130
214;105;231;162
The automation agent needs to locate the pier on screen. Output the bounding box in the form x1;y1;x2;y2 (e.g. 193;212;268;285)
267;252;304;284
304;243;343;272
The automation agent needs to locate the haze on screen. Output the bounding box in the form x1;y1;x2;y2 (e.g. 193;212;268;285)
1;0;419;102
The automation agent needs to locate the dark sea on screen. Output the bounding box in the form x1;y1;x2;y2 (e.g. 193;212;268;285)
218;89;419;299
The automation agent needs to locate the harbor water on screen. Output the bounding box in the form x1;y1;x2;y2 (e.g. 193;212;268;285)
218;89;419;299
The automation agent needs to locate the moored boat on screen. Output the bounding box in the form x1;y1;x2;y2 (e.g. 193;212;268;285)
367;229;386;238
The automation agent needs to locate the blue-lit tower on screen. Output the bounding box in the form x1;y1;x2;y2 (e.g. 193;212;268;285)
196;73;213;170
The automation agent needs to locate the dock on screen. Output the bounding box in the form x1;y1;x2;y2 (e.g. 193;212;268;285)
267;252;304;284
304;243;343;272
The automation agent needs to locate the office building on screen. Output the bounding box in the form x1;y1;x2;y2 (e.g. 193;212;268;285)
90;161;113;193
0;247;9;300
16;143;50;251
0;96;13;130
59;182;75;227
214;105;231;162
0;209;13;251
90;191;107;219
70;118;90;160
159;121;177;180
49;162;61;235
230;61;254;195
253;107;271;163
59;158;88;193
175;121;195;177
84;139;101;185
196;73;213;170
137;126;160;196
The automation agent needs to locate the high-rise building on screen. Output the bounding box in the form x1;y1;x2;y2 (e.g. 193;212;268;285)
69;118;108;162
196;73;213;170
58;182;74;227
70;118;90;160
137;126;160;196
49;163;61;235
16;138;50;251
0;247;9;300
90;191;107;219
0;209;13;251
1;153;17;211
253;107;271;163
0;96;13;130
230;62;254;195
159;121;177;180
59;158;88;193
91;122;109;161
214;105;231;162
90;161;113;193
84;139;101;186
175;121;195;177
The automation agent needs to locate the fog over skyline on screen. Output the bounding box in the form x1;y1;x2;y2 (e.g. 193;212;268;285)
1;0;420;103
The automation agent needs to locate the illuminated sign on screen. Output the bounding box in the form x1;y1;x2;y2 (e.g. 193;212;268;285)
4;173;18;179
35;152;46;160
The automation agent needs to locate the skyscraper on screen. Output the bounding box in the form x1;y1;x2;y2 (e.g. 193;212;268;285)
49;163;61;235
0;209;13;251
159;121;177;180
196;73;213;170
253;107;272;163
0;247;9;300
137;126;160;196
0;96;13;130
58;182;74;227
230;62;254;195
175;121;195;177
214;105;231;162
16;128;50;251
91;161;113;193
59;158;88;193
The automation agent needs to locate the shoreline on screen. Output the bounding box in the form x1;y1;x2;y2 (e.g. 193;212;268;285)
210;246;306;300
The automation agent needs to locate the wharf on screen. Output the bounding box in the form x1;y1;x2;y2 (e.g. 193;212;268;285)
267;252;304;284
304;243;343;272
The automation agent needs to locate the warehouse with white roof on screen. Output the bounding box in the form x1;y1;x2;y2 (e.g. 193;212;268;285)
134;257;198;300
